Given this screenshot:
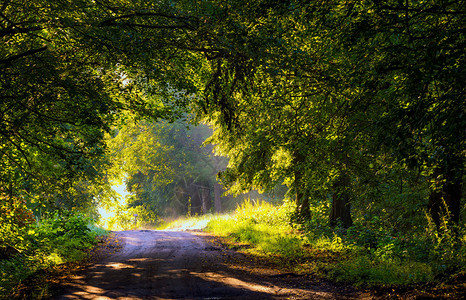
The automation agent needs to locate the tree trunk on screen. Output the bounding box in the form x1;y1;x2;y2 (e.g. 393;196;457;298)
214;181;222;213
198;185;211;214
330;192;353;228
330;172;353;228
428;166;463;228
293;150;310;222
295;181;310;222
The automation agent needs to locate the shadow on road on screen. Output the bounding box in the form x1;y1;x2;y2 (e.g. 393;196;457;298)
53;230;359;299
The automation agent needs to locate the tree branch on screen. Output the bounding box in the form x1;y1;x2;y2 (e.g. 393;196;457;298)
0;25;43;37
105;22;191;30
0;147;40;182
0;46;47;65
380;5;465;15
0;130;33;171
99;11;193;25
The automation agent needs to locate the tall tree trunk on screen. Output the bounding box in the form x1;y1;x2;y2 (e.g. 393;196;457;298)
214;181;222;213
330;172;353;228
293;150;310;222
198;185;211;214
428;164;463;228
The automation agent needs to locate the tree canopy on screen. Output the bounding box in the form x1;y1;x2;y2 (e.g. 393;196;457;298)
0;0;464;229
194;0;465;226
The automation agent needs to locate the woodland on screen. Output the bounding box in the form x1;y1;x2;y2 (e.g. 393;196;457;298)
0;0;465;297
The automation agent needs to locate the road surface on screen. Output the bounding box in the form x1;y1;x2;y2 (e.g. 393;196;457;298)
54;230;363;299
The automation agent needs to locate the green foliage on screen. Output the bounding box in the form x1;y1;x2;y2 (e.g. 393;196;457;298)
1;0;464;292
206;199;304;260
319;218;466;286
0;211;104;298
423;214;466;271
104;202;160;230
206;200;465;287
194;0;465;228
35;211;97;260
108;118;228;219
328;256;434;286
0;195;36;258
1;0;197;228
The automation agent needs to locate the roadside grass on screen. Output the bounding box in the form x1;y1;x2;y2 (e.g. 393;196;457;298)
88;223;111;237
0;212;109;299
206;200;305;261
203;199;466;289
205;200;337;276
157;213;215;231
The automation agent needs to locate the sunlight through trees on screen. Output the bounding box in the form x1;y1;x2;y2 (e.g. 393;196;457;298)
1;0;464;296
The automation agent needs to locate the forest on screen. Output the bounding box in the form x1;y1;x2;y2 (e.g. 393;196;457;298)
0;0;464;297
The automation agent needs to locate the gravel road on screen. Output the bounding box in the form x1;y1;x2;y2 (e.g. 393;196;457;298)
54;230;365;300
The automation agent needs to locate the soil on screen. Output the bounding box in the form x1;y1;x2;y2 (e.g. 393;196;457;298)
52;229;372;300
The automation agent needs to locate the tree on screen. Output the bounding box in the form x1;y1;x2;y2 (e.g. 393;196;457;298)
194;0;464;229
2;0;463;231
330;0;466;227
0;0;201;216
108;117;227;219
0;0;120;213
193;0;357;223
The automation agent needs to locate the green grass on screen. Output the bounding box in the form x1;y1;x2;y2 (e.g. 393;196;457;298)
205;200;310;266
88;223;111;236
327;256;434;286
157;213;215;230
203;199;465;288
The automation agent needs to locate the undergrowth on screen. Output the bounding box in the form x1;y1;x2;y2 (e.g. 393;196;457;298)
0;211;108;299
205;199;466;287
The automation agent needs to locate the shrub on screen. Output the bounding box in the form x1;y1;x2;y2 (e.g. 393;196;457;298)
36;211;97;259
328;256;434;286
0;210;104;298
0;195;35;259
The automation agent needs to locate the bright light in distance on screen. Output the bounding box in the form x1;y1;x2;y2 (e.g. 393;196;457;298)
98;183;129;230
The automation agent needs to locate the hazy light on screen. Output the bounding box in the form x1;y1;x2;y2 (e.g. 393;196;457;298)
98;183;130;230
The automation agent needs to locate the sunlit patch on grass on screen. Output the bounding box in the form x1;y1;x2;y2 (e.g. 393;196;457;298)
45;252;65;265
158;214;220;231
204;199;304;267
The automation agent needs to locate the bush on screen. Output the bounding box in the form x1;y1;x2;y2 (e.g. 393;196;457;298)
0;195;35;259
323;214;466;286
0;210;105;298
32;211;98;262
328;256;434;286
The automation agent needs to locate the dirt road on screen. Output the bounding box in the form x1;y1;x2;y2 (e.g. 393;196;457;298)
54;230;365;299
